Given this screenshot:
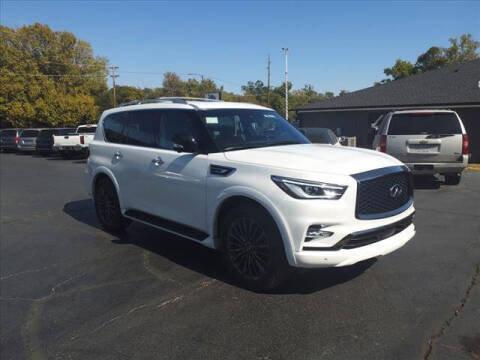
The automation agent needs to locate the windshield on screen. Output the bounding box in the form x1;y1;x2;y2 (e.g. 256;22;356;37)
58;128;75;135
199;109;309;151
388;113;461;135
1;130;17;137
39;129;55;138
77;126;97;134
21;130;39;137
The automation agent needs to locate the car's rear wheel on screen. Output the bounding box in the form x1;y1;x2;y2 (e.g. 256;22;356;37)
220;203;290;291
444;173;461;185
94;177;131;233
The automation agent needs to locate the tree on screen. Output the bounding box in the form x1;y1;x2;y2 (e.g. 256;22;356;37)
162;72;185;96
0;23;108;128
384;59;417;80
415;46;448;72
444;33;480;64
380;33;479;83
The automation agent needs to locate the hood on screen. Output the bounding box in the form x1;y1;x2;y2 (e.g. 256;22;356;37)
223;144;402;175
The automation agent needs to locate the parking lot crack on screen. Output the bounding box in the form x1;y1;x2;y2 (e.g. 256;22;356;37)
424;263;480;359
1;265;57;281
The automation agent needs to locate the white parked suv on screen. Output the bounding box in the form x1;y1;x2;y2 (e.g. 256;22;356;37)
87;98;416;290
372;110;469;185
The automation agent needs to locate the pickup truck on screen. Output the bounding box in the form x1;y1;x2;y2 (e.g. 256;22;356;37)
53;124;97;158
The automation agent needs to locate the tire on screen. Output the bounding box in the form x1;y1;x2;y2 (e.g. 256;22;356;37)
445;173;461;185
94;177;131;233
220;203;290;291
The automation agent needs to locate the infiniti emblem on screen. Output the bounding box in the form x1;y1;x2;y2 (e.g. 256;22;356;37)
389;184;403;198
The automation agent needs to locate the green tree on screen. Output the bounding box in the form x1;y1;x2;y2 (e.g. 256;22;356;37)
162;72;185;96
381;33;479;83
415;46;448;72
384;59;417;80
444;33;480;64
0;23;108;128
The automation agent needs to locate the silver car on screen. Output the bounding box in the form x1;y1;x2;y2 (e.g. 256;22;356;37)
372;110;469;185
18;129;42;152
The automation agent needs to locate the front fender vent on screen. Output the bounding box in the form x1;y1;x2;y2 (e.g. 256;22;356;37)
210;165;236;176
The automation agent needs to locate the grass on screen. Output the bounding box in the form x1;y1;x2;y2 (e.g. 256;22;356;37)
467;163;480;172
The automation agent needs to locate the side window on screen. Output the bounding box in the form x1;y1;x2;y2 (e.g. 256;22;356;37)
123;110;160;148
103;113;127;143
159;110;202;150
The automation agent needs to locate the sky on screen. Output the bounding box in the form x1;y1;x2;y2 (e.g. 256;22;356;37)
1;0;479;94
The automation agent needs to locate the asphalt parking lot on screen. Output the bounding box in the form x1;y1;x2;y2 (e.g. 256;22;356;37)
1;152;479;360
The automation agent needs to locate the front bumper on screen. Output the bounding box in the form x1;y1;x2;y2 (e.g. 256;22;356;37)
294;222;415;268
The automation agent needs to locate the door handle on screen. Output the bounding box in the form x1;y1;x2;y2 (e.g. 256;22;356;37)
152;156;164;166
114;151;123;160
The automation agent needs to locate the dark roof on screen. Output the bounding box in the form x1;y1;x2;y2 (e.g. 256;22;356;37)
296;59;480;111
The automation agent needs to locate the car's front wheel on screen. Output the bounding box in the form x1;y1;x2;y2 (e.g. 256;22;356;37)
221;203;290;291
444;173;461;185
94;177;131;233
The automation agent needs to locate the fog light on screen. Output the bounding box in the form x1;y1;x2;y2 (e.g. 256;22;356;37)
305;225;333;242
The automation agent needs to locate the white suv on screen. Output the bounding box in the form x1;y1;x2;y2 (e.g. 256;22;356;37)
87;98;416;290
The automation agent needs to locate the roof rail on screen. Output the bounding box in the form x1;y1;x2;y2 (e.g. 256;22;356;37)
157;97;223;103
117;97;223;107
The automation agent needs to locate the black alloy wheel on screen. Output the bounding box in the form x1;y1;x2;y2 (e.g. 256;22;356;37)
221;203;290;291
226;217;271;280
94;177;131;232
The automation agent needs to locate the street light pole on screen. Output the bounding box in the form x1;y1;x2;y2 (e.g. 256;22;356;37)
282;48;289;121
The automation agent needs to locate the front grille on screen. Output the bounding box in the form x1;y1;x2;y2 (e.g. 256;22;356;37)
353;166;413;219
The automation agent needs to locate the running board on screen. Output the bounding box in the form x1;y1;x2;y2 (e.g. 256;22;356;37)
124;209;209;241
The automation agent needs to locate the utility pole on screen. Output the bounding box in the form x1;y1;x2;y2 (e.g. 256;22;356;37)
109;66;119;107
267;54;271;105
282;48;289;120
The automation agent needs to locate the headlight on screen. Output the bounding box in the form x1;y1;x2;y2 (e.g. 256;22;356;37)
271;176;347;200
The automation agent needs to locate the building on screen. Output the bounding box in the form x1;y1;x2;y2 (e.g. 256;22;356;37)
295;59;480;162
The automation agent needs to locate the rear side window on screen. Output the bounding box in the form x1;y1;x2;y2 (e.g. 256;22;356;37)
388;113;461;135
104;114;127;143
21;130;39;137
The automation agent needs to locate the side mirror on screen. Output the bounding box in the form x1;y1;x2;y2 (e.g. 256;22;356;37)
172;134;199;153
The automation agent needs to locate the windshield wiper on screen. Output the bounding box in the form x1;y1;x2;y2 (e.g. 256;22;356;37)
223;144;265;152
264;140;302;147
223;141;302;152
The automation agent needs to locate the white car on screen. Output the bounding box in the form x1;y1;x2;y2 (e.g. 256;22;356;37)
53;124;97;158
372;110;469;184
87;98;415;290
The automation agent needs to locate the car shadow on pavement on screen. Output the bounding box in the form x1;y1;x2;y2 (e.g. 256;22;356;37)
63;199;375;294
413;175;442;190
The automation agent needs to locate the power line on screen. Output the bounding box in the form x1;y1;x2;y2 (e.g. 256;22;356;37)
2;73;107;77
